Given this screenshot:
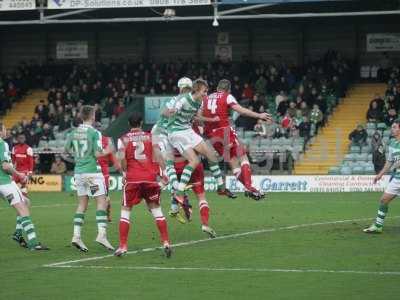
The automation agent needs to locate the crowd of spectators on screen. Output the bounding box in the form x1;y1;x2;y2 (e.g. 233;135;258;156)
2;50;352;173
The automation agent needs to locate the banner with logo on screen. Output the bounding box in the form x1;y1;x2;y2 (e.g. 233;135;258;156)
367;33;400;52
0;0;35;10
28;175;62;192
56;41;88;59
48;0;210;9
64;175;389;193
144;96;171;125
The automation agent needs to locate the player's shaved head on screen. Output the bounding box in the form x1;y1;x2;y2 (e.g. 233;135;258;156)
80;105;95;122
217;79;231;92
128;113;142;128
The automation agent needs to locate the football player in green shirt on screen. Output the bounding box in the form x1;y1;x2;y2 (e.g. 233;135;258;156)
0;123;48;250
65;105;114;252
365;120;400;233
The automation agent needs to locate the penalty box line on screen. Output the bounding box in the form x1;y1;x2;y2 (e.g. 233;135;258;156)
47;265;400;276
43;216;400;268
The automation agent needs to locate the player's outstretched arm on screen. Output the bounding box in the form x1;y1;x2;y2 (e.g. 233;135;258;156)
195;110;220;123
374;161;393;184
231;104;272;121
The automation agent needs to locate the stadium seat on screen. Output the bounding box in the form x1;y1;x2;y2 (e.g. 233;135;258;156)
361;145;371;153
328;166;340;175
365;122;376;130
366;129;375;137
349;145;361;154
38;140;48;148
364;164;376;175
344;153;356;162
244;131;256;138
356;153;369;161
340;166;352;175
351;166;364;174
377;123;387;131
367;153;373;161
48;140;57;148
383;130;391;138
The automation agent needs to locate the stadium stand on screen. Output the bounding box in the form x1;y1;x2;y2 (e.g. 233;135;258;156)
328;66;399;175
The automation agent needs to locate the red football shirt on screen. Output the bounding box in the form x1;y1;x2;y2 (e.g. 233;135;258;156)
117;129;159;183
12;143;34;173
202;91;238;135
97;136;118;177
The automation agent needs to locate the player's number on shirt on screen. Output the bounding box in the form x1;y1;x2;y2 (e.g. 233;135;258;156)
132;141;146;160
207;98;218;114
72;140;88;158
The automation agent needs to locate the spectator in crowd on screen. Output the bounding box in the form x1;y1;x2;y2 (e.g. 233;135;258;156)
281;112;293;134
371;131;385;174
349;124;367;146
50;155;67;174
370;94;385;111
104;97;115;118
309;104;323;135
300;101;310;118
113;99;125;118
366;100;384;122
277;97;289;117
293;110;304;128
298;116;311;142
255;75;267;96
59;114;72;131
384;108;397;127
254;119;267;137
275;90;287;107
248;94;265;114
241;83;254;101
287;101;297;118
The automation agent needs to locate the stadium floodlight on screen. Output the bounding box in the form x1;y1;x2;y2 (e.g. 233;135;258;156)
212;17;219;27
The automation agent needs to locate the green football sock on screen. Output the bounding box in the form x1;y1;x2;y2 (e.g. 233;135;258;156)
209;162;224;190
176;165;194;195
20;216;38;249
96;210;108;235
73;213;85;237
375;203;388;228
166;160;178;190
15;216;23;236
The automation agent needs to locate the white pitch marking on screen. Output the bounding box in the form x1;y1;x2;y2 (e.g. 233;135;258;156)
44;216;400;268
47;265;400;276
0;203;75;211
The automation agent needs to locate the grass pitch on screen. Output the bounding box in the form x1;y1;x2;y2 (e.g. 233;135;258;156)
1;191;400;300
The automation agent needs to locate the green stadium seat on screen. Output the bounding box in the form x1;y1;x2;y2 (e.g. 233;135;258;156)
361;145;371;153
244;131;256;138
366;129;375;137
383;130;391;138
340;166;352;175
377;123;387;131
351;166;364;174
344;154;356;161
366;122;376;130
356;153;369;161
350;145;361;154
367;154;373;161
328;167;340;175
364;164;376;175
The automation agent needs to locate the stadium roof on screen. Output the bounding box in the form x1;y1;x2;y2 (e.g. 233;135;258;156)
0;0;399;25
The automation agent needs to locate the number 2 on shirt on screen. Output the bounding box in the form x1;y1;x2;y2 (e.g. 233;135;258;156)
132;141;146;160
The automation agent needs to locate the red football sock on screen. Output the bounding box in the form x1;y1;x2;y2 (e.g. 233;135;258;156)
240;163;253;190
199;200;209;226
155;217;170;244
119;218;130;247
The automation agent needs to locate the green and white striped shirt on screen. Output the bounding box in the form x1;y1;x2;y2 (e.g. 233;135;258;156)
388;139;400;179
167;93;202;133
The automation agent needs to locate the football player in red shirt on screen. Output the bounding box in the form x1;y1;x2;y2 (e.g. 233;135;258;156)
202;79;271;200
11;133;34;247
170;151;216;238
95;123;121;223
114;113;171;258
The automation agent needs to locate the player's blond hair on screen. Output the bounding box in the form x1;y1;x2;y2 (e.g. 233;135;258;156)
192;79;208;92
80;105;95;122
217;79;231;92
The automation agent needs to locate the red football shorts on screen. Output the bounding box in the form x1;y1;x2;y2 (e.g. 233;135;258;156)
206;127;245;160
123;182;161;207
